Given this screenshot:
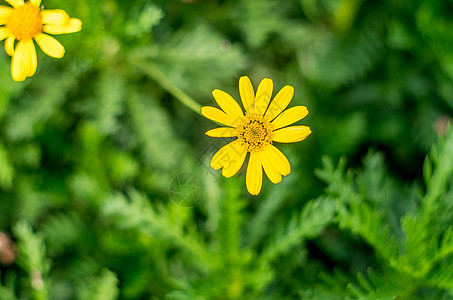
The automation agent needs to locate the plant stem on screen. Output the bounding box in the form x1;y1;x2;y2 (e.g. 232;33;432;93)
131;57;202;115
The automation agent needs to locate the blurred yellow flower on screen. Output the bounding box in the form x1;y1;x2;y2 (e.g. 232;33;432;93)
0;0;81;81
202;76;311;195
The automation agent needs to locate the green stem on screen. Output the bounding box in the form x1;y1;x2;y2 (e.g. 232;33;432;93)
131;58;202;115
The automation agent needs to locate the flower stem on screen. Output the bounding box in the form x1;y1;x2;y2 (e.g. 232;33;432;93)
131;58;202;115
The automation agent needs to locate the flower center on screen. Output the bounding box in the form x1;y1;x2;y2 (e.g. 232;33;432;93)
237;115;273;152
6;3;43;40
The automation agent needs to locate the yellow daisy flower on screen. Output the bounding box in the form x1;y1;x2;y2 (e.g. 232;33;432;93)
202;76;312;195
0;0;81;81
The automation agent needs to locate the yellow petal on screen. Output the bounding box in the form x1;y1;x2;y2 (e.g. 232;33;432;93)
5;0;24;8
11;41;26;81
0;6;13;18
263;145;290;176
41;9;70;26
273;126;311;143
210;140;243;170
212;89;244;120
221;144;247;178
265;85;294;121
22;39;37;77
0;27;11;41
201;106;238;127
255;78;273;116
246;152;263;195
30;0;41;7
239;76;255;114
35;33;65;58
5;35;15;56
211;143;231;170
205;127;237;138
43;18;82;34
271;106;309;130
258;150;282;184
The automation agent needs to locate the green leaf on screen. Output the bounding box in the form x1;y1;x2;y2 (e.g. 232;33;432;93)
260;196;334;263
79;269;119;300
13;221;50;300
124;4;164;38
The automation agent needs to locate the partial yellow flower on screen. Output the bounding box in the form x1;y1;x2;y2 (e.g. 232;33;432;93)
202;76;312;195
0;0;81;81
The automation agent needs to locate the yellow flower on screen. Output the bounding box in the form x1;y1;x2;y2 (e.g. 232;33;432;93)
202;76;312;195
0;0;81;81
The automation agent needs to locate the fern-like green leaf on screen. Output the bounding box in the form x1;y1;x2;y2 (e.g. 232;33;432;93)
79;269;119;300
260;196;334;263
102;190;213;272
13;221;50;300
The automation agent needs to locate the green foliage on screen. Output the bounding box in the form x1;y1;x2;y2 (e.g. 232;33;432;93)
316;125;453;298
79;269;119;300
0;144;14;190
12;222;49;300
103;179;333;299
260;196;334;263
1;0;453;298
0;271;18;300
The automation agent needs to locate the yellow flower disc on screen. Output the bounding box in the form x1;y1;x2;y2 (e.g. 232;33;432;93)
236;114;274;152
7;3;43;40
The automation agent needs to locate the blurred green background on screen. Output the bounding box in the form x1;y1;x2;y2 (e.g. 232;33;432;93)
2;0;453;299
